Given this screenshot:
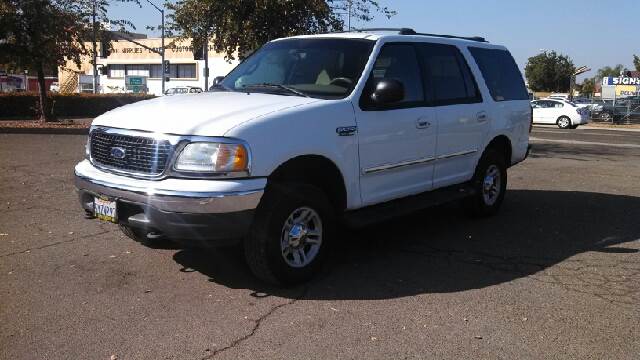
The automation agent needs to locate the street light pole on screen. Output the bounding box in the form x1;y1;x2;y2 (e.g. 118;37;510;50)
92;0;98;94
161;6;165;94
144;0;165;94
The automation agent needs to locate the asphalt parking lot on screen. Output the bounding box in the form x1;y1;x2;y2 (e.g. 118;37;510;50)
1;127;639;359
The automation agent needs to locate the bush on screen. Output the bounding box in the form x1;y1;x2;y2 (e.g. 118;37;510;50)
0;93;156;119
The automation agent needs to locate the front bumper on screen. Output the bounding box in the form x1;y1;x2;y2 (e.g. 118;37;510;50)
74;160;266;245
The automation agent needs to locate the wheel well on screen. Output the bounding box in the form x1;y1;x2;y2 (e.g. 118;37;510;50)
486;135;512;166
268;155;347;212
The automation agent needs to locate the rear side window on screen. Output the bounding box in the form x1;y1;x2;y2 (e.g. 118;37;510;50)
416;43;481;105
469;47;529;101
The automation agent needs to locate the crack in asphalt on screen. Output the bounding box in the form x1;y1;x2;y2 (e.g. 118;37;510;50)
202;286;308;359
397;244;640;312
0;229;113;258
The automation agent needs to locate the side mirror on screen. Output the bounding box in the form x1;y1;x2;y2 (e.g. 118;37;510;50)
212;76;224;85
371;79;404;105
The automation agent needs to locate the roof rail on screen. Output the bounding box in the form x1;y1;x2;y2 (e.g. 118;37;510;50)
346;27;487;43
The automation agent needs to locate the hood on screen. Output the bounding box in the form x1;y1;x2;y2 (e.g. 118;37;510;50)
92;91;321;136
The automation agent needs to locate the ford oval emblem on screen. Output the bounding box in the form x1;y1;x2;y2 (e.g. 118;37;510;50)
110;147;126;159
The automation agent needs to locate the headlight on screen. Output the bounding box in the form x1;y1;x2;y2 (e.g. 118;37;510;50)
174;142;249;173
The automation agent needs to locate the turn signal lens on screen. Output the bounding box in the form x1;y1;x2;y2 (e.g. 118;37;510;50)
175;142;249;173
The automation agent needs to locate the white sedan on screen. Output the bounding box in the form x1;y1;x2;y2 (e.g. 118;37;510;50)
531;99;589;129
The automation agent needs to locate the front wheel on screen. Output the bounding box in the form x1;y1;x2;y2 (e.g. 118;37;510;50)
557;116;572;129
465;149;508;217
244;183;335;286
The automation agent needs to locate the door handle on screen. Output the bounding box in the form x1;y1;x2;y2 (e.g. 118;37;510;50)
416;118;431;129
477;111;488;123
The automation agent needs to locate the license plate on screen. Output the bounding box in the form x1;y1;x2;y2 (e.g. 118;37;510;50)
94;196;117;223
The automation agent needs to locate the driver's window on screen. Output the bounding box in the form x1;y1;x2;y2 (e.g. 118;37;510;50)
369;44;424;104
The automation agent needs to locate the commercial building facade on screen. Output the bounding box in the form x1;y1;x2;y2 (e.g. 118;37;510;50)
58;37;238;95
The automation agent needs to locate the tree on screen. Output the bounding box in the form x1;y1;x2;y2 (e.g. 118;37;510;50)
633;55;640;72
0;0;131;122
167;0;395;61
580;78;595;97
524;51;575;92
597;64;627;79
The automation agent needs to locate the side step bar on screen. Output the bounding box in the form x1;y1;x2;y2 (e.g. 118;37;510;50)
342;183;475;228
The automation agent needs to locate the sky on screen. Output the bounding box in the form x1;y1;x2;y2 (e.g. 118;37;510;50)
109;0;639;82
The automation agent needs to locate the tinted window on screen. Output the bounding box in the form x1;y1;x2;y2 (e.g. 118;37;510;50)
416;43;481;105
469;47;528;101
369;44;424;103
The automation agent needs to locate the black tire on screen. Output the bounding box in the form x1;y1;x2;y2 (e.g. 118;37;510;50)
464;149;508;217
244;183;335;286
557;116;572;129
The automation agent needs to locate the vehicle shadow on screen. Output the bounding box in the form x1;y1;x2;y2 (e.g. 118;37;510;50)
172;190;640;303
529;143;626;161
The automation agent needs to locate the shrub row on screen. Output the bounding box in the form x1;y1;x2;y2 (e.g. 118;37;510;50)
0;93;156;119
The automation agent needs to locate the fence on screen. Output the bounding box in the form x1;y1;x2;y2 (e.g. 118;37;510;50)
589;97;640;125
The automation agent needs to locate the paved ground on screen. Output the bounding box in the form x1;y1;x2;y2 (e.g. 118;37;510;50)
1;127;639;359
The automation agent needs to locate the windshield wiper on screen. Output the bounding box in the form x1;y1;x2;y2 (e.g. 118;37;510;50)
243;83;310;97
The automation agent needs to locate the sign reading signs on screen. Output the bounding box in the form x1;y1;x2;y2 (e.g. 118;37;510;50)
602;77;640;86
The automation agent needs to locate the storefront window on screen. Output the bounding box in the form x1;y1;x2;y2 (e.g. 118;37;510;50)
126;64;149;77
107;63;196;79
169;64;196;79
150;64;163;78
108;64;125;78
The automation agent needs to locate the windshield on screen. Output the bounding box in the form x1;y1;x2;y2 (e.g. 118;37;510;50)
220;38;375;99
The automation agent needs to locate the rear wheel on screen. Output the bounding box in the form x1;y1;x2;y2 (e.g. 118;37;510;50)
465;149;507;217
557;116;572;129
244;183;335;286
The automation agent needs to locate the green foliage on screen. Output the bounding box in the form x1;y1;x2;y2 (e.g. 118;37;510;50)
0;93;155;119
167;0;395;61
597;64;627;79
0;0;135;121
524;51;575;92
633;55;640;72
579;78;595;96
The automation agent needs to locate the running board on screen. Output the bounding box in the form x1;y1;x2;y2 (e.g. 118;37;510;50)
342;183;475;228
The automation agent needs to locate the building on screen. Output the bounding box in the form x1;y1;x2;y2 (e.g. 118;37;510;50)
600;71;640;99
58;36;238;96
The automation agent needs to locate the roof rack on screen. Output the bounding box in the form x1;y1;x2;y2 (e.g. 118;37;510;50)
346;27;487;43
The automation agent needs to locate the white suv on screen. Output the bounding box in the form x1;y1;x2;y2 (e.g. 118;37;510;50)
75;28;531;285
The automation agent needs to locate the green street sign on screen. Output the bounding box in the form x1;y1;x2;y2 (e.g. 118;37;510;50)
128;77;143;85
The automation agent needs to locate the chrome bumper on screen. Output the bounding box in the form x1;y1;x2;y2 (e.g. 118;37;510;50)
74;160;266;244
74;160;265;214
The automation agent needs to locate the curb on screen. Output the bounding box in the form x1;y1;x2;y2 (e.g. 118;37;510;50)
0;127;89;135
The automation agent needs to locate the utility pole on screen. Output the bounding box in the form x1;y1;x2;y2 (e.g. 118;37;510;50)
143;0;165;94
203;34;209;91
161;4;165;94
92;0;98;94
347;0;352;30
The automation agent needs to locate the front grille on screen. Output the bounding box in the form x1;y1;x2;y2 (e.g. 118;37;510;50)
90;131;173;175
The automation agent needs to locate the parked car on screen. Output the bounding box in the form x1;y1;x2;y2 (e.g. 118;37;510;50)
164;86;203;96
591;98;640;122
548;93;569;100
74;29;531;285
531;99;589;129
572;97;601;111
